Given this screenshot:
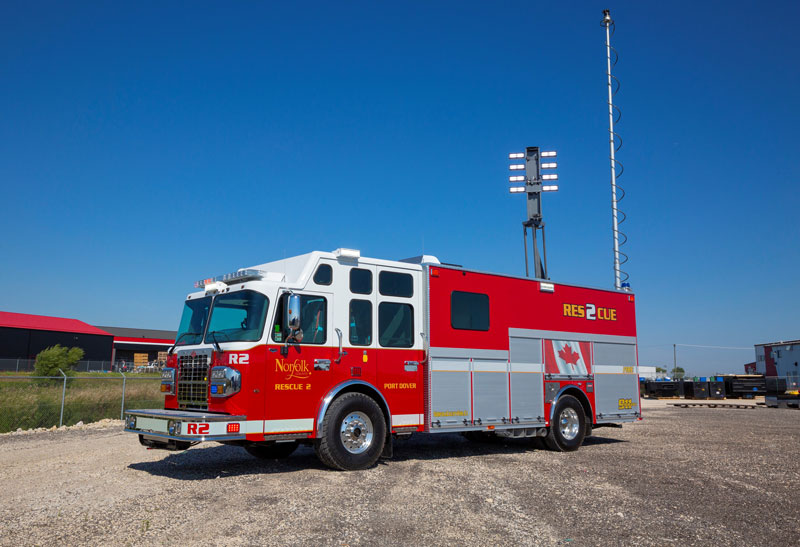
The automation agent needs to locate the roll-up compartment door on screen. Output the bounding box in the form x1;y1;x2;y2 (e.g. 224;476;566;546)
472;358;508;424
429;355;471;427
593;342;639;421
509;336;545;424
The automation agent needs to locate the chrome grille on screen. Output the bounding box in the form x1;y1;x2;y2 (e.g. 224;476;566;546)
177;353;210;410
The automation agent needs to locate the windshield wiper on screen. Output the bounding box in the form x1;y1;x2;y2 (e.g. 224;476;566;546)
168;331;201;355
207;331;223;353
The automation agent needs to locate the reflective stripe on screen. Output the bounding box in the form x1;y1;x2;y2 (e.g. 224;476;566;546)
264;418;314;433
510;363;543;373
392;413;423;427
594;365;635;374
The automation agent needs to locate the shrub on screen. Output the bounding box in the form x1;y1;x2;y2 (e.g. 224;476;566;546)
34;345;85;377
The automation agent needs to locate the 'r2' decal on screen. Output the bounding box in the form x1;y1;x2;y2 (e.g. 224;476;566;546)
229;354;249;365
187;423;210;435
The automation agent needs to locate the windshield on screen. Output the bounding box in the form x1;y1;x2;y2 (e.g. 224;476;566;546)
205;290;269;343
176;296;212;346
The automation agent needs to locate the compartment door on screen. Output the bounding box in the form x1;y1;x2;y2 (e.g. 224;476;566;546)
593;342;639;422
429;349;471;428
509;335;545;425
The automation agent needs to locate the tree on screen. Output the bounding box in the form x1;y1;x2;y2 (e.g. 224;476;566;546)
34;345;85;377
671;366;685;379
655;367;667;373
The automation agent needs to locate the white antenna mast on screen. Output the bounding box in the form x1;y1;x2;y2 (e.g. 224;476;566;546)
602;9;629;290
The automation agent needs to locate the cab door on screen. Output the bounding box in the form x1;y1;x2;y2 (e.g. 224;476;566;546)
266;291;335;435
376;267;425;431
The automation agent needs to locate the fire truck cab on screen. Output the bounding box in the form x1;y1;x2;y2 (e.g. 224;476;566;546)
125;248;640;470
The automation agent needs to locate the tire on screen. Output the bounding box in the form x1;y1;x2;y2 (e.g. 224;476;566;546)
315;392;386;471
544;395;586;452
244;441;298;459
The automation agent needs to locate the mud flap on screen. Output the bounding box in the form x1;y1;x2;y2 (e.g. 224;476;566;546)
381;434;393;459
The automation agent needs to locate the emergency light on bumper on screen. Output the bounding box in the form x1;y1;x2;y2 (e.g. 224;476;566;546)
124;409;247;442
209;366;241;398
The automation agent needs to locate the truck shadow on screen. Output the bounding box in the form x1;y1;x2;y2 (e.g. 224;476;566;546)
128;433;626;480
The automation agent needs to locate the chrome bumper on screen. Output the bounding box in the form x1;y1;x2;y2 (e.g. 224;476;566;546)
124;408;248;442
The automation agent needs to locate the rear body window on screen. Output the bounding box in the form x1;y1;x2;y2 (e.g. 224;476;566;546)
350;268;373;294
451;291;489;331
379;271;413;297
379;302;414;348
313;264;332;285
349;299;372;346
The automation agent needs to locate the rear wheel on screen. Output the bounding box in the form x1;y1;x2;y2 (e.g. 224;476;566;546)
244;441;298;459
544;395;586;452
315;392;386;470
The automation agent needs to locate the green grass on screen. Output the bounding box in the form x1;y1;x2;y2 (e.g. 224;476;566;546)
0;376;164;433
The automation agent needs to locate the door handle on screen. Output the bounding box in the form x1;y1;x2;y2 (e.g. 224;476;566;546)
404;361;419;372
314;359;331;371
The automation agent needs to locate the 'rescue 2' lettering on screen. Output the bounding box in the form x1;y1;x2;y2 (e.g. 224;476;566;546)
563;303;617;321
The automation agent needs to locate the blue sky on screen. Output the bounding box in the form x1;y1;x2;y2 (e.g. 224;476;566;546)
1;2;798;375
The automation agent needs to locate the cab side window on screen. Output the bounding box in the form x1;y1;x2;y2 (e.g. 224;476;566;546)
349;299;372;346
271;294;328;344
379;302;414;348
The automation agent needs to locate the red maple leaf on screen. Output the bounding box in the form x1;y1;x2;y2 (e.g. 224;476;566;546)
558;345;581;365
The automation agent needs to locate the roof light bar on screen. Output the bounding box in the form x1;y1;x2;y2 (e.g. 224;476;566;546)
509;164;525;171
541;151;557;158
509;175;525;182
194;269;264;289
541;162;557;169
509;186;526;193
508;152;525;159
542;174;558;181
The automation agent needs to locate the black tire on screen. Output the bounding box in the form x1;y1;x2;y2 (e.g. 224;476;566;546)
244;441;298;459
544;395;586;452
315;392;386;471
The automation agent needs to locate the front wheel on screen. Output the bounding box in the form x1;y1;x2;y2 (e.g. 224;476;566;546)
544;395;586;452
315;392;386;470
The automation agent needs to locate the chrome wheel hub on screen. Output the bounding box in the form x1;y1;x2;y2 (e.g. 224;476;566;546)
559;407;580;441
340;412;374;454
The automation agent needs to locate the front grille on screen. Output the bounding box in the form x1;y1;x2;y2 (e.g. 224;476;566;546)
177;354;210;410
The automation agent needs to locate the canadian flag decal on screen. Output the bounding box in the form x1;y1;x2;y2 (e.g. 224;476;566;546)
545;340;592;375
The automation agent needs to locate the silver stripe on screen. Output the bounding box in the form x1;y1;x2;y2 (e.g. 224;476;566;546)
509;327;636;345
429;347;509;360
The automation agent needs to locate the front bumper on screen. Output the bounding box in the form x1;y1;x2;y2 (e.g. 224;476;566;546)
124;408;248;442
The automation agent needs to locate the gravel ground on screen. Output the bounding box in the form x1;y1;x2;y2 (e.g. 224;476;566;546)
0;399;798;546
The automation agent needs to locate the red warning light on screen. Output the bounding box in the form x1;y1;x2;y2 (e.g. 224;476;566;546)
227;423;240;433
430;268;440;277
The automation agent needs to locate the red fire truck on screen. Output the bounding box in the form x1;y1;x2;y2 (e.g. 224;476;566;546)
125;248;640;470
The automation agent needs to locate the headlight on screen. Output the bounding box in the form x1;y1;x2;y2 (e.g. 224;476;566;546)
209;366;241;398
167;420;181;436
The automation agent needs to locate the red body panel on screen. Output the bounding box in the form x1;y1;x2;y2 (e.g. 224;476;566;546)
428;268;636;349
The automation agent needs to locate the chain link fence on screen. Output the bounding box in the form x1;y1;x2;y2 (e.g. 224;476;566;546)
0;374;163;433
0;359;165;373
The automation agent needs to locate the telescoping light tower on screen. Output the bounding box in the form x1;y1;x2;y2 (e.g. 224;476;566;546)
508;147;558;279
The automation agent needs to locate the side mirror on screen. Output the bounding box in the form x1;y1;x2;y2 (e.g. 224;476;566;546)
285;293;303;343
